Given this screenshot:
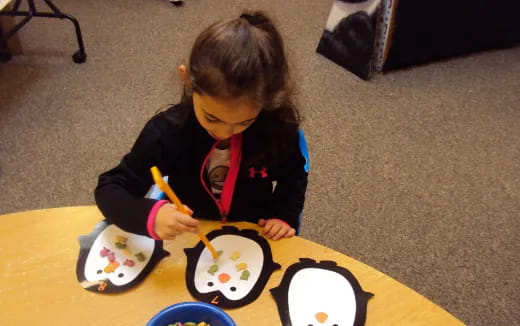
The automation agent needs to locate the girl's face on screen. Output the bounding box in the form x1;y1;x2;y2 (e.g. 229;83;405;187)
192;92;261;141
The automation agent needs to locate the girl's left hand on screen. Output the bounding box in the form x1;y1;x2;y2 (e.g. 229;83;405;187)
258;218;296;240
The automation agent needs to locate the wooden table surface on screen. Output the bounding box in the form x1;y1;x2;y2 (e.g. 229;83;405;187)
0;206;465;325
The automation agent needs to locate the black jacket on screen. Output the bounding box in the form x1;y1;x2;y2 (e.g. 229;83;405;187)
95;104;308;236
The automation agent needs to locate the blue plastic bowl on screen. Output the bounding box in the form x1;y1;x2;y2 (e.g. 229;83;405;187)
146;301;236;326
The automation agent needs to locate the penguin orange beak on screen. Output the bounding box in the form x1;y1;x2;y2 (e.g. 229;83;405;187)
218;273;231;283
315;312;328;323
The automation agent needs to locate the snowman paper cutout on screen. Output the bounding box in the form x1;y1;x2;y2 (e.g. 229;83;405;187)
184;226;280;308
271;258;373;326
76;221;169;293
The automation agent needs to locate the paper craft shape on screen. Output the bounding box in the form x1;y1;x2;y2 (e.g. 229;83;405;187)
76;220;169;293
184;226;280;309
271;258;373;326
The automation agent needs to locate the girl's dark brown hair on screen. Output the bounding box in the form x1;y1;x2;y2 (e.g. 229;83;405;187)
181;10;301;166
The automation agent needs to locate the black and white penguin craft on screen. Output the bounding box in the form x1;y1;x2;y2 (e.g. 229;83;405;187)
184;226;281;309
76;221;169;293
270;258;374;326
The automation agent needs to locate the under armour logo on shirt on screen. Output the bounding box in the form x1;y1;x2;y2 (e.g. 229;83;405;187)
248;167;268;178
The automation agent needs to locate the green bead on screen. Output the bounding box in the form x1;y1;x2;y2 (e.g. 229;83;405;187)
208;264;219;275
115;242;127;249
240;270;250;280
135;252;146;262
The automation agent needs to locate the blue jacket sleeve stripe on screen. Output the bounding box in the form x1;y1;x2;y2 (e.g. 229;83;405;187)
298;129;310;173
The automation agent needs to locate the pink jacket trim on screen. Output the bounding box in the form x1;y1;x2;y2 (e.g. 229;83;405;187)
146;200;169;240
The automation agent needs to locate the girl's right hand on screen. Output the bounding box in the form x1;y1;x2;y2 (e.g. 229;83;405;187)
154;203;199;240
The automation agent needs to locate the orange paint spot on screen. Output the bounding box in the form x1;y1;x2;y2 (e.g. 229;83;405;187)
211;295;220;304
315;312;328;324
104;261;120;273
218;273;231;283
97;282;107;292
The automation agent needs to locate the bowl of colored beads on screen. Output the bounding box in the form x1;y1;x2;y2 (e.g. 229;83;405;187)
146;301;236;326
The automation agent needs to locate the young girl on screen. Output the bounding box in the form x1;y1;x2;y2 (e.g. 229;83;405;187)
95;11;308;241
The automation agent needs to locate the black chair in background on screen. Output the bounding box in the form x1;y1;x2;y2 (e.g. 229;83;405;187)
0;0;86;63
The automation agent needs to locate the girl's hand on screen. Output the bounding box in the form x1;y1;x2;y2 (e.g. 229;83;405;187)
258;218;295;240
154;204;199;240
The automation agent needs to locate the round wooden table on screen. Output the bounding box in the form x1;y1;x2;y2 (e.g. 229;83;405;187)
0;206;465;325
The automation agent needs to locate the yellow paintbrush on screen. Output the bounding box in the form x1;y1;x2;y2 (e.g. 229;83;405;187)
150;166;219;259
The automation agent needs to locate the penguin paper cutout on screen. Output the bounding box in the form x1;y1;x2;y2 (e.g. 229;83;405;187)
184;226;280;309
271;258;374;326
76;220;169;293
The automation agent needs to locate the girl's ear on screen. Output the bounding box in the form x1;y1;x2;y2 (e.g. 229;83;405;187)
178;64;191;87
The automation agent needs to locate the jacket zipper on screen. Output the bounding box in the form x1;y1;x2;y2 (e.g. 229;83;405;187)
200;134;242;223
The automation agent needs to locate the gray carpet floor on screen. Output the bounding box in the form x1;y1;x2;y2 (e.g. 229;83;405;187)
1;1;519;325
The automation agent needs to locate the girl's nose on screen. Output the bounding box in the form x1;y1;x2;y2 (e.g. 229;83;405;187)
315;312;328;324
221;125;234;139
218;273;231;283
